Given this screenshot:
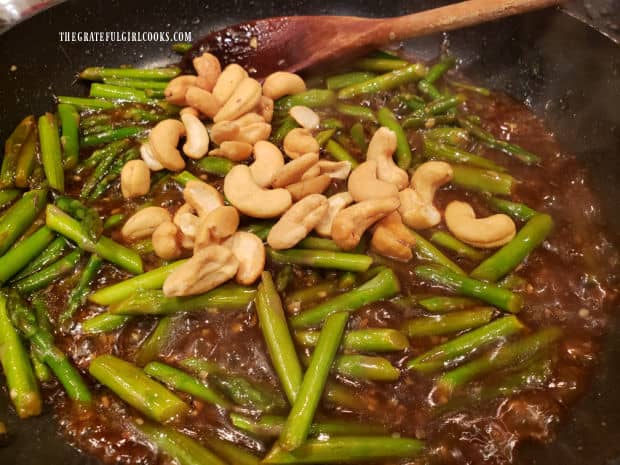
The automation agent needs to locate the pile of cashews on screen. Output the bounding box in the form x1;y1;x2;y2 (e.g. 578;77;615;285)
118;52;517;298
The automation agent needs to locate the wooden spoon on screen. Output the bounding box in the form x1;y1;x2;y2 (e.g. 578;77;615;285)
186;0;561;77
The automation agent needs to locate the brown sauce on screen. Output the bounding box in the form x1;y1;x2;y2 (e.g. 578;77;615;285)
22;63;620;465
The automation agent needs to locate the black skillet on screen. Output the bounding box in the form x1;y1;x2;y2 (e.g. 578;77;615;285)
1;0;620;463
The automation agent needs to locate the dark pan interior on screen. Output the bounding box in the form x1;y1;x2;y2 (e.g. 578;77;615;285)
1;0;619;463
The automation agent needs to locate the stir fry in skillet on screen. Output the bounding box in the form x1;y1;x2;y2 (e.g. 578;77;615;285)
0;46;616;465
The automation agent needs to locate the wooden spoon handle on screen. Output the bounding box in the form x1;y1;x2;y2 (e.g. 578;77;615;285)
377;0;562;42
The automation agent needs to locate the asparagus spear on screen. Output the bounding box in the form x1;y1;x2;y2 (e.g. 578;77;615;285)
296;237;342;252
291;268;400;328
285;282;339;311
334;354;399;381
57;103;80;169
80;139;133;198
197;156;235;177
231;413;387;438
61;254;103;324
315;128;336;147
402;308;495;338
204;437;260;465
407;315;524;373
437;327;561;396
80;126;145;147
7;290;91;402
80;313;132;334
376;107;412;169
14;126;38;189
415;265;523;313
45;204;143;274
90;83;152;103
103;77;169;89
267;248;372;272
275;265;293;292
38;113;65;191
14;249;82;294
326;71;376;90
12;236;67;281
337;63;428;99
429;230;486;262
325;139;359;167
135;317;172;366
30;346;52;383
0;226;55;284
423;138;504;171
0;189;20;209
449;80;491;96
0;188;47;256
89;354;188;422
486;197;537;222
470;214;554;282
56;96;115;110
408;229;465;274
265;436;425;463
335;103;377;122
295;328;409;352
272;116;299;144
182;358;287;412
256;272;303;404
418;296;479;313
451;165;514;196
55;196;103;243
103;213;126;230
0;292;41;418
109;285;256;315
79;66;181;81
1;115;35;188
135;422;227;465
173;170;201;187
90;146;140;199
278;311;348;450
424;127;469;147
402;114;456;129
349;122;367;151
88;260;187;305
354;57;409;71
275;89;336;111
144;361;232;409
458;117;540;165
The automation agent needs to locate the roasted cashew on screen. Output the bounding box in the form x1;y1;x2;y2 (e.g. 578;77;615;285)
370;212;416;262
194;206;240;251
399;161;453;229
255;96;274;123
314;192;354;237
272;152;319;188
164;75;198;105
262;71;306;100
193;52;221;92
233;112;265;127
311;160;352;180
140;142;164;171
347;160;399;202
183;180;224;217
445;201;516;248
209;141;253;161
366;127;409;190
224;165;292;218
163;245;239;297
211;121;240;145
181;113;210;159
289;105;320;130
173;205;200;250
249;141;285;188
121;206;171;240
120;160;150;199
283;128;320;159
286;174;331;201
214;78;262;123
185;86;221;118
236;122;272;145
223;232;265;285
180;106;200;118
212;64;248;105
152;221;183;260
267;194;328;250
148;119;186;172
332;196;400;250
